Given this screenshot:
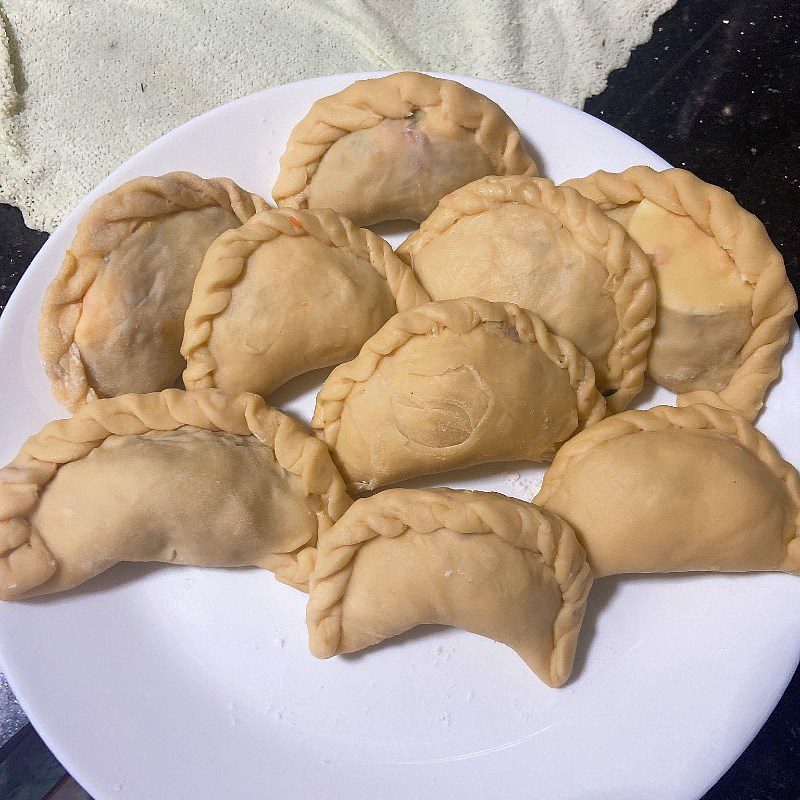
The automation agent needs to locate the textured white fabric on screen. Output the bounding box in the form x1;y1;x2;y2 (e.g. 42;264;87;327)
0;0;674;231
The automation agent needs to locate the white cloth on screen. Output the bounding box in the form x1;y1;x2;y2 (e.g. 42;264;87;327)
0;0;674;231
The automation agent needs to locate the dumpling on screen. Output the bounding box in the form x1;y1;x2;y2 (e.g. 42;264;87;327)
312;297;607;492
181;208;429;398
39;172;268;409
306;488;592;687
397;176;656;412
0;389;351;600
564;166;797;420
535;404;800;577
272;72;537;226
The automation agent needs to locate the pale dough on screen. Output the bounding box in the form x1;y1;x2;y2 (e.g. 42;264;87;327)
181;208;429;397
536;404;800;577
398;176;656;412
273;72;536;225
565;166;797;419
307;488;592;687
0;389;352;599
39;172;268;408
313;297;606;491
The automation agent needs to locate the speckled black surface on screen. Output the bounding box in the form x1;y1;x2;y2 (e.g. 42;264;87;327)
0;203;46;314
588;5;800;793
584;0;800;290
0;1;798;797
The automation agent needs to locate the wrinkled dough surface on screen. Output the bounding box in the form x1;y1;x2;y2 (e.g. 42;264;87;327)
541;429;791;576
410;204;618;384
332;324;578;489
338;528;562;679
610;200;754;392
211;235;396;396
31;426;318;592
307;111;495;225
76;206;241;396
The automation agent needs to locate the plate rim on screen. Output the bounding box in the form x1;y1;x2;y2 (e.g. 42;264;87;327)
0;70;796;800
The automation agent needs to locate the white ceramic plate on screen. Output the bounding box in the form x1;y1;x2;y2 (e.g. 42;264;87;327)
0;73;798;800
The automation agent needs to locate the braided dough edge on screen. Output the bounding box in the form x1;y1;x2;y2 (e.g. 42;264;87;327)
306;488;593;688
397;176;657;412
564;166;797;420
535;403;800;574
272;71;537;209
39;172;269;410
312;296;607;463
180;208;430;392
0;388;352;599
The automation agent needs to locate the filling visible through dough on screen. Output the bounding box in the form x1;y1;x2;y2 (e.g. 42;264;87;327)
307;109;496;225
608;199;754;392
76;205;242;396
408;203;618;383
30;426;319;592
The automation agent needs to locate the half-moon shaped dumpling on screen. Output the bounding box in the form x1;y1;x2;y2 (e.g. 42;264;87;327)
272;72;537;226
564;166;797;420
535;404;800;578
40;172;268;409
307;488;593;687
312;297;606;492
0;389;351;600
181;208;430;398
397;176;656;412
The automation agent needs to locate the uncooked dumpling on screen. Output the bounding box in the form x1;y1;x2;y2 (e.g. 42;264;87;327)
272;72;537;226
312;297;606;492
40;172;268;408
564;166;797;420
0;389;351;599
307;488;592;687
397;176;656;412
535;404;800;577
181;208;429;397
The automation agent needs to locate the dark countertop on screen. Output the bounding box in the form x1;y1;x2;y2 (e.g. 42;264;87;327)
0;1;798;797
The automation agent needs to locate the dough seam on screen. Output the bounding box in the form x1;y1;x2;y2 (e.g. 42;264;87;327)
311;296;607;453
535;403;800;574
0;388;352;599
396;176;657;412
272;72;537;209
307;490;593;687
180;207;430;392
39;172;268;409
563;166;797;420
